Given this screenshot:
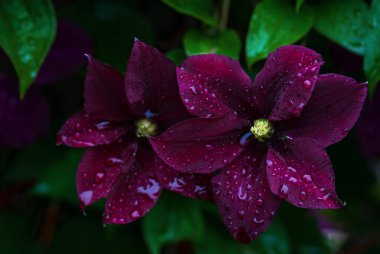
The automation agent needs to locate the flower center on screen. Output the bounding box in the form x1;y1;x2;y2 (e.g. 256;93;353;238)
250;118;274;142
136;118;157;138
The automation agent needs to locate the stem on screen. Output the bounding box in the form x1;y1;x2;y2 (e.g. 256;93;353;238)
219;0;231;30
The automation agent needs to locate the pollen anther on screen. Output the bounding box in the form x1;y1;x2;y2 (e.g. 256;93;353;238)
250;118;274;142
136;118;157;138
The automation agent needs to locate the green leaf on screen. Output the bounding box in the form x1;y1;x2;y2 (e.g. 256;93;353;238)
314;0;370;55
296;0;305;12
183;29;241;60
162;0;218;27
245;0;313;67
364;0;380;97
166;48;187;65
142;192;204;254
31;149;83;204
0;0;56;97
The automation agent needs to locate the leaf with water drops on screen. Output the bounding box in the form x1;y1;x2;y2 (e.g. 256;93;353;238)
161;0;218;27
142;192;204;254
364;0;380;97
245;0;313;67
0;0;56;97
183;29;241;60
314;0;370;55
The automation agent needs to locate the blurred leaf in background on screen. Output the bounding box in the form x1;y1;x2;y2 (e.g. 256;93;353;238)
0;0;56;97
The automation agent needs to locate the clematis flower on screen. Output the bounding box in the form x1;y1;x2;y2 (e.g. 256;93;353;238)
356;85;380;157
56;40;213;224
150;46;367;243
0;20;92;148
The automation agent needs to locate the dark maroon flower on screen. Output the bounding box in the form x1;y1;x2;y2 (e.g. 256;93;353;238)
356;85;380;157
0;20;92;148
150;46;367;243
57;40;213;224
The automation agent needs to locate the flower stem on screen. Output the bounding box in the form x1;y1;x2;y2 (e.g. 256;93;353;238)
219;0;231;30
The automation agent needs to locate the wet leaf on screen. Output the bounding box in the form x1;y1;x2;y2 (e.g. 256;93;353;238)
162;0;218;27
245;0;313;67
0;0;56;97
142;192;204;254
296;0;305;12
183;29;241;60
314;0;370;55
166;48;187;65
364;0;380;97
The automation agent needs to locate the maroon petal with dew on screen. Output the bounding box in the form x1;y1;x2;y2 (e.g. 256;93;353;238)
76;140;137;208
84;55;131;121
252;45;323;121
266;138;343;209
103;148;162;224
281;74;367;148
155;155;214;201
212;149;281;243
177;54;255;118
57;111;129;148
150;113;249;174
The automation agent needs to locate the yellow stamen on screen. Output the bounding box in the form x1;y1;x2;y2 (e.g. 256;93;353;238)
250;118;274;142
136;118;157;138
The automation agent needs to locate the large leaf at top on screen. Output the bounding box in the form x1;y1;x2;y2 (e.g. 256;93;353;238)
314;0;369;56
364;0;380;97
142;192;204;254
0;0;56;97
183;29;241;60
245;0;313;67
162;0;218;27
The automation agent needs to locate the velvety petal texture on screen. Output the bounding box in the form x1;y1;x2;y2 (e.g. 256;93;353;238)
84;56;130;121
103;148;163;224
57;111;129;148
266;138;343;209
155;155;214;201
356;85;380;157
212;149;281;243
36;20;93;85
125;40;187;122
177;54;255;118
252;46;323;120
76;140;137;208
0;78;49;148
281;74;367;147
150;114;249;173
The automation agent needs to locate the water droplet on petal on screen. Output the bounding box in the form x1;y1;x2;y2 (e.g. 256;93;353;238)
95;172;105;182
303;80;312;89
255;199;264;207
303;174;313;183
79;191;93;205
299;191;307;200
279;184;289;199
104;157;123;167
95;121;111;130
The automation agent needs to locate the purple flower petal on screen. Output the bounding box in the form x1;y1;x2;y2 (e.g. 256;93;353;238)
266;138;343;209
125;40;187;122
84;55;131;121
252;46;323;121
0;78;49;148
56;111;130;148
154;155;214;201
356;85;380;157
150;114;249;174
280;74;367;147
212;149;281;243
177;54;255;118
76;139;138;209
37;20;93;85
103;148;163;224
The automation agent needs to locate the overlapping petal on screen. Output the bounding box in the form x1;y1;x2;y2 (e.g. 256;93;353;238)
103;148;163;224
57;111;130;148
281;74;367;147
125;40;186;122
150;114;249;174
252;46;323;121
266;138;343;209
154;155;214;201
76;140;138;208
0;79;49;148
84;56;130;121
177;54;255;118
212;149;281;243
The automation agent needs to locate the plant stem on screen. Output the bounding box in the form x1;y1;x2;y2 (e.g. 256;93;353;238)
219;0;231;30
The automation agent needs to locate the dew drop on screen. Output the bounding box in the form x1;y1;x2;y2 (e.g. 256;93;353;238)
302;174;313;183
299;191;307;200
255;198;264;207
95;172;105;182
104;157;123;167
279;184;289;198
95;121;111;130
303;80;312;89
205;144;214;150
